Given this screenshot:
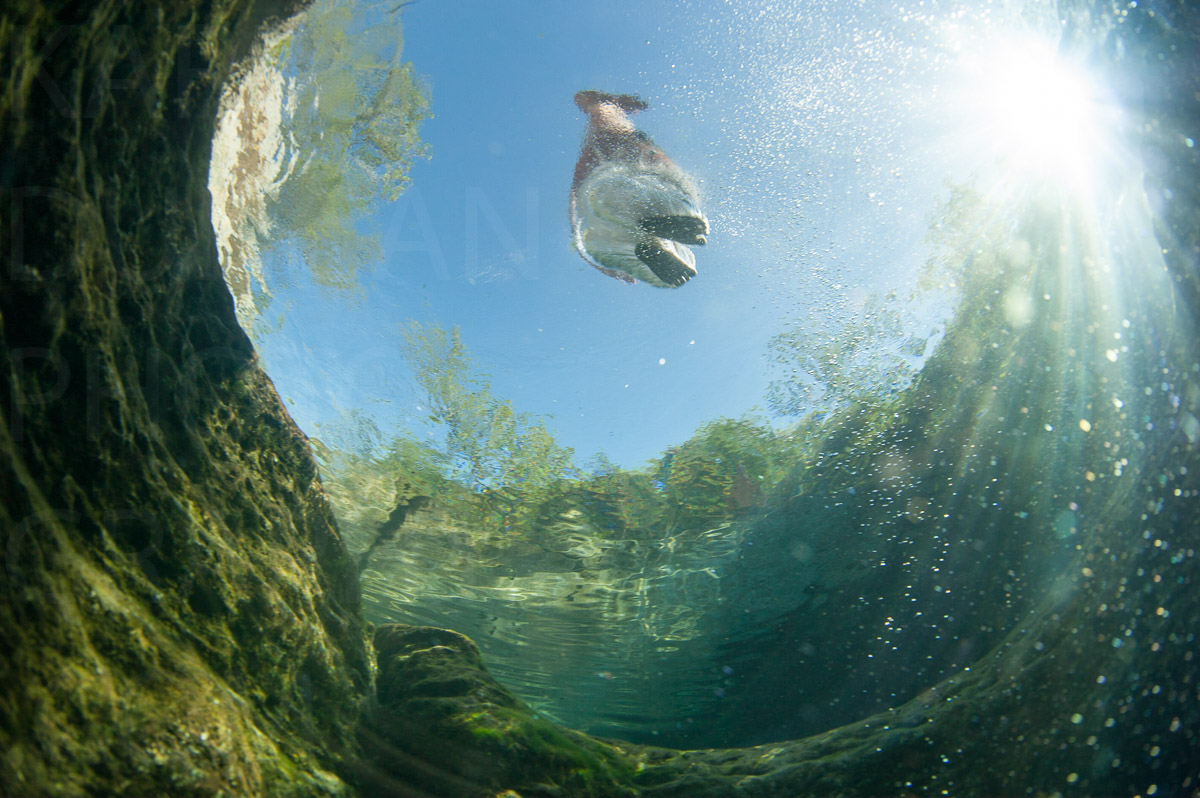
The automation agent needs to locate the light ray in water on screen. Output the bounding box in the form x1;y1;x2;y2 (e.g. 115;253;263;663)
935;22;1165;333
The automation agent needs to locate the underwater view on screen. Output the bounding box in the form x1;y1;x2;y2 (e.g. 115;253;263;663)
3;0;1199;796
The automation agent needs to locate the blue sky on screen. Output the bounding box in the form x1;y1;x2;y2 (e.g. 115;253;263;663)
258;0;1012;468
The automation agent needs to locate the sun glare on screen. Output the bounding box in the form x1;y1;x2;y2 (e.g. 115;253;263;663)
958;35;1111;189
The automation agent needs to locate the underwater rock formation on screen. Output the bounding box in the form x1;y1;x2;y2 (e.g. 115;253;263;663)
358;624;641;798
2;1;1198;798
1;1;370;795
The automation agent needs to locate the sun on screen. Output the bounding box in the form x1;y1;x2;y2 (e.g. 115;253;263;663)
957;34;1112;189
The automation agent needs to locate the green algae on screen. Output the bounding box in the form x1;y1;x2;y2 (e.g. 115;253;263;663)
359;624;641;798
2;1;370;794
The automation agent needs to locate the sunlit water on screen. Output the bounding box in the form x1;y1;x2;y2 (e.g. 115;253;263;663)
212;0;1199;750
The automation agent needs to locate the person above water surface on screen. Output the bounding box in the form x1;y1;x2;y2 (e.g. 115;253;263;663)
570;90;709;288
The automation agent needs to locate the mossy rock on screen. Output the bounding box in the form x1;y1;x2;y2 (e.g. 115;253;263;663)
358;624;639;798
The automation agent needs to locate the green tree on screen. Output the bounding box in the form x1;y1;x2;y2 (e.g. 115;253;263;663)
568;458;669;539
398;322;578;528
766;290;933;419
211;0;431;333
654;416;786;532
269;0;431;292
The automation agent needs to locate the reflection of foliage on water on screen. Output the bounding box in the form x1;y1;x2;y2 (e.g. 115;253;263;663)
324;173;1140;561
323;161;1175;566
210;0;429;331
310;430;452;561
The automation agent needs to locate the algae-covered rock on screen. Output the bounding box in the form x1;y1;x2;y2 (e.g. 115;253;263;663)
1;1;370;795
358;624;639;798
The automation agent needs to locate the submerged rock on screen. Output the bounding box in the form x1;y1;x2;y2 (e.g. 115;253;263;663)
357;624;639;798
1;1;370;795
357;593;1200;798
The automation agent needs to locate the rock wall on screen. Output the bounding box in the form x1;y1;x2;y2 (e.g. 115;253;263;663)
1;2;371;795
